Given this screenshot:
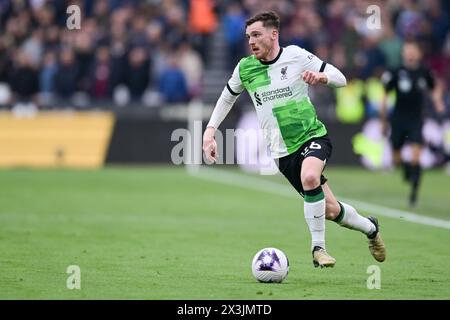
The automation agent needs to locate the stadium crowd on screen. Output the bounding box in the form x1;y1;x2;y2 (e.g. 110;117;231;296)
0;0;448;113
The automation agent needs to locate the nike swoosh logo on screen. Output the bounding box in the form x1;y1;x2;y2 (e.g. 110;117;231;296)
248;78;255;84
314;214;325;218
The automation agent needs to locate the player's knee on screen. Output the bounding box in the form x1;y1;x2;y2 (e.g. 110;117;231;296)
301;172;321;190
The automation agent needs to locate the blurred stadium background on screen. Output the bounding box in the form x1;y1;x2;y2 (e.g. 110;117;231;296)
0;0;449;168
1;0;450;299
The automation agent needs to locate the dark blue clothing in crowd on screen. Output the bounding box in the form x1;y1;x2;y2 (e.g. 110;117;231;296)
158;67;189;104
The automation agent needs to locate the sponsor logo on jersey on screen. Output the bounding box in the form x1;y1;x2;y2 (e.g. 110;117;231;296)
260;86;292;102
254;91;262;106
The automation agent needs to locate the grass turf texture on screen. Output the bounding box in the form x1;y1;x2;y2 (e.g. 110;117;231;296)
0;166;449;299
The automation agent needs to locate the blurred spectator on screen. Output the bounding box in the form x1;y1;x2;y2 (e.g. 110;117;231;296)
129;15;150;48
33;3;55;28
39;50;57;94
177;41;203;99
158;54;189;104
378;23;403;70
73;25;95;92
163;3;188;50
396;0;424;39
9;49;39;106
356;36;386;80
93;0;110;34
305;10;329;49
146;21;167;86
426;0;450;52
21;29;44;68
54;48;79;99
283;20;313;53
90;46;111;99
188;0;218;66
0;36;12;83
108;37;127;96
326;0;346;43
125;46;150;101
43;25;61;51
222;2;247;70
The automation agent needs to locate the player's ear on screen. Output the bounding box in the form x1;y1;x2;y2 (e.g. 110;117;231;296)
271;28;278;40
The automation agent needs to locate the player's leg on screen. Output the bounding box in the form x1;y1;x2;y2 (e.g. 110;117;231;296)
406;120;424;207
390;120;411;181
392;149;402;166
394;148;413;182
277;136;335;267
408;142;423;207
301;156;326;250
301;156;336;268
322;183;386;262
322;183;375;234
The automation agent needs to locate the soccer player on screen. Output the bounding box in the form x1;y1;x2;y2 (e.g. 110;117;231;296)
381;41;445;207
202;11;386;268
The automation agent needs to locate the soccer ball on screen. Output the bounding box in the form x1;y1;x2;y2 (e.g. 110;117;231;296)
251;248;289;283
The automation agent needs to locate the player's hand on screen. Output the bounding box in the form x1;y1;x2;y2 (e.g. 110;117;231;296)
381;120;389;137
301;71;327;85
436;101;446;117
203;126;218;163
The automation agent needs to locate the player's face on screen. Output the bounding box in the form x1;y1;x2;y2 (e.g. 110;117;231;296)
402;43;422;67
245;21;277;61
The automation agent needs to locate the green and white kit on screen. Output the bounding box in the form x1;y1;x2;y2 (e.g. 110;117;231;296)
207;45;346;158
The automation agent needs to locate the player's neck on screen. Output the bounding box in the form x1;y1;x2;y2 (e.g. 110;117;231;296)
404;62;420;70
261;44;281;63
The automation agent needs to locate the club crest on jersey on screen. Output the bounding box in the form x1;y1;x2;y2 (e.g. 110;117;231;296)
398;70;412;93
281;66;288;80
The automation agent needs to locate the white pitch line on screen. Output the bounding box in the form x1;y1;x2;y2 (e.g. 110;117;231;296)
191;167;450;230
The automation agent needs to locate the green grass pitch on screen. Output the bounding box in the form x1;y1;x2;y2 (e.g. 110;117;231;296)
0;166;449;299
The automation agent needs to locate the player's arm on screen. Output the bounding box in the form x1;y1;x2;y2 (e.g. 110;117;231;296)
203;64;243;163
301;64;347;88
431;82;446;116
297;47;347;87
379;94;389;136
380;70;396;136
427;72;446;116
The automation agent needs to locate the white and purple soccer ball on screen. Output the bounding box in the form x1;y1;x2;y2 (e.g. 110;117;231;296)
251;248;289;283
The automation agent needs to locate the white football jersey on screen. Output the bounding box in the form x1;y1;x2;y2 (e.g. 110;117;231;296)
226;45;328;158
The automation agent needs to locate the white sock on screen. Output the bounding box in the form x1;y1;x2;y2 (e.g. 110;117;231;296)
335;201;375;236
304;188;326;251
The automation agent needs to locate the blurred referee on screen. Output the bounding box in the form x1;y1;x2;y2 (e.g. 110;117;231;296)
381;40;446;207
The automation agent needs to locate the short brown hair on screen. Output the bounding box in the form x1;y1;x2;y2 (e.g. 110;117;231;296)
245;11;280;31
